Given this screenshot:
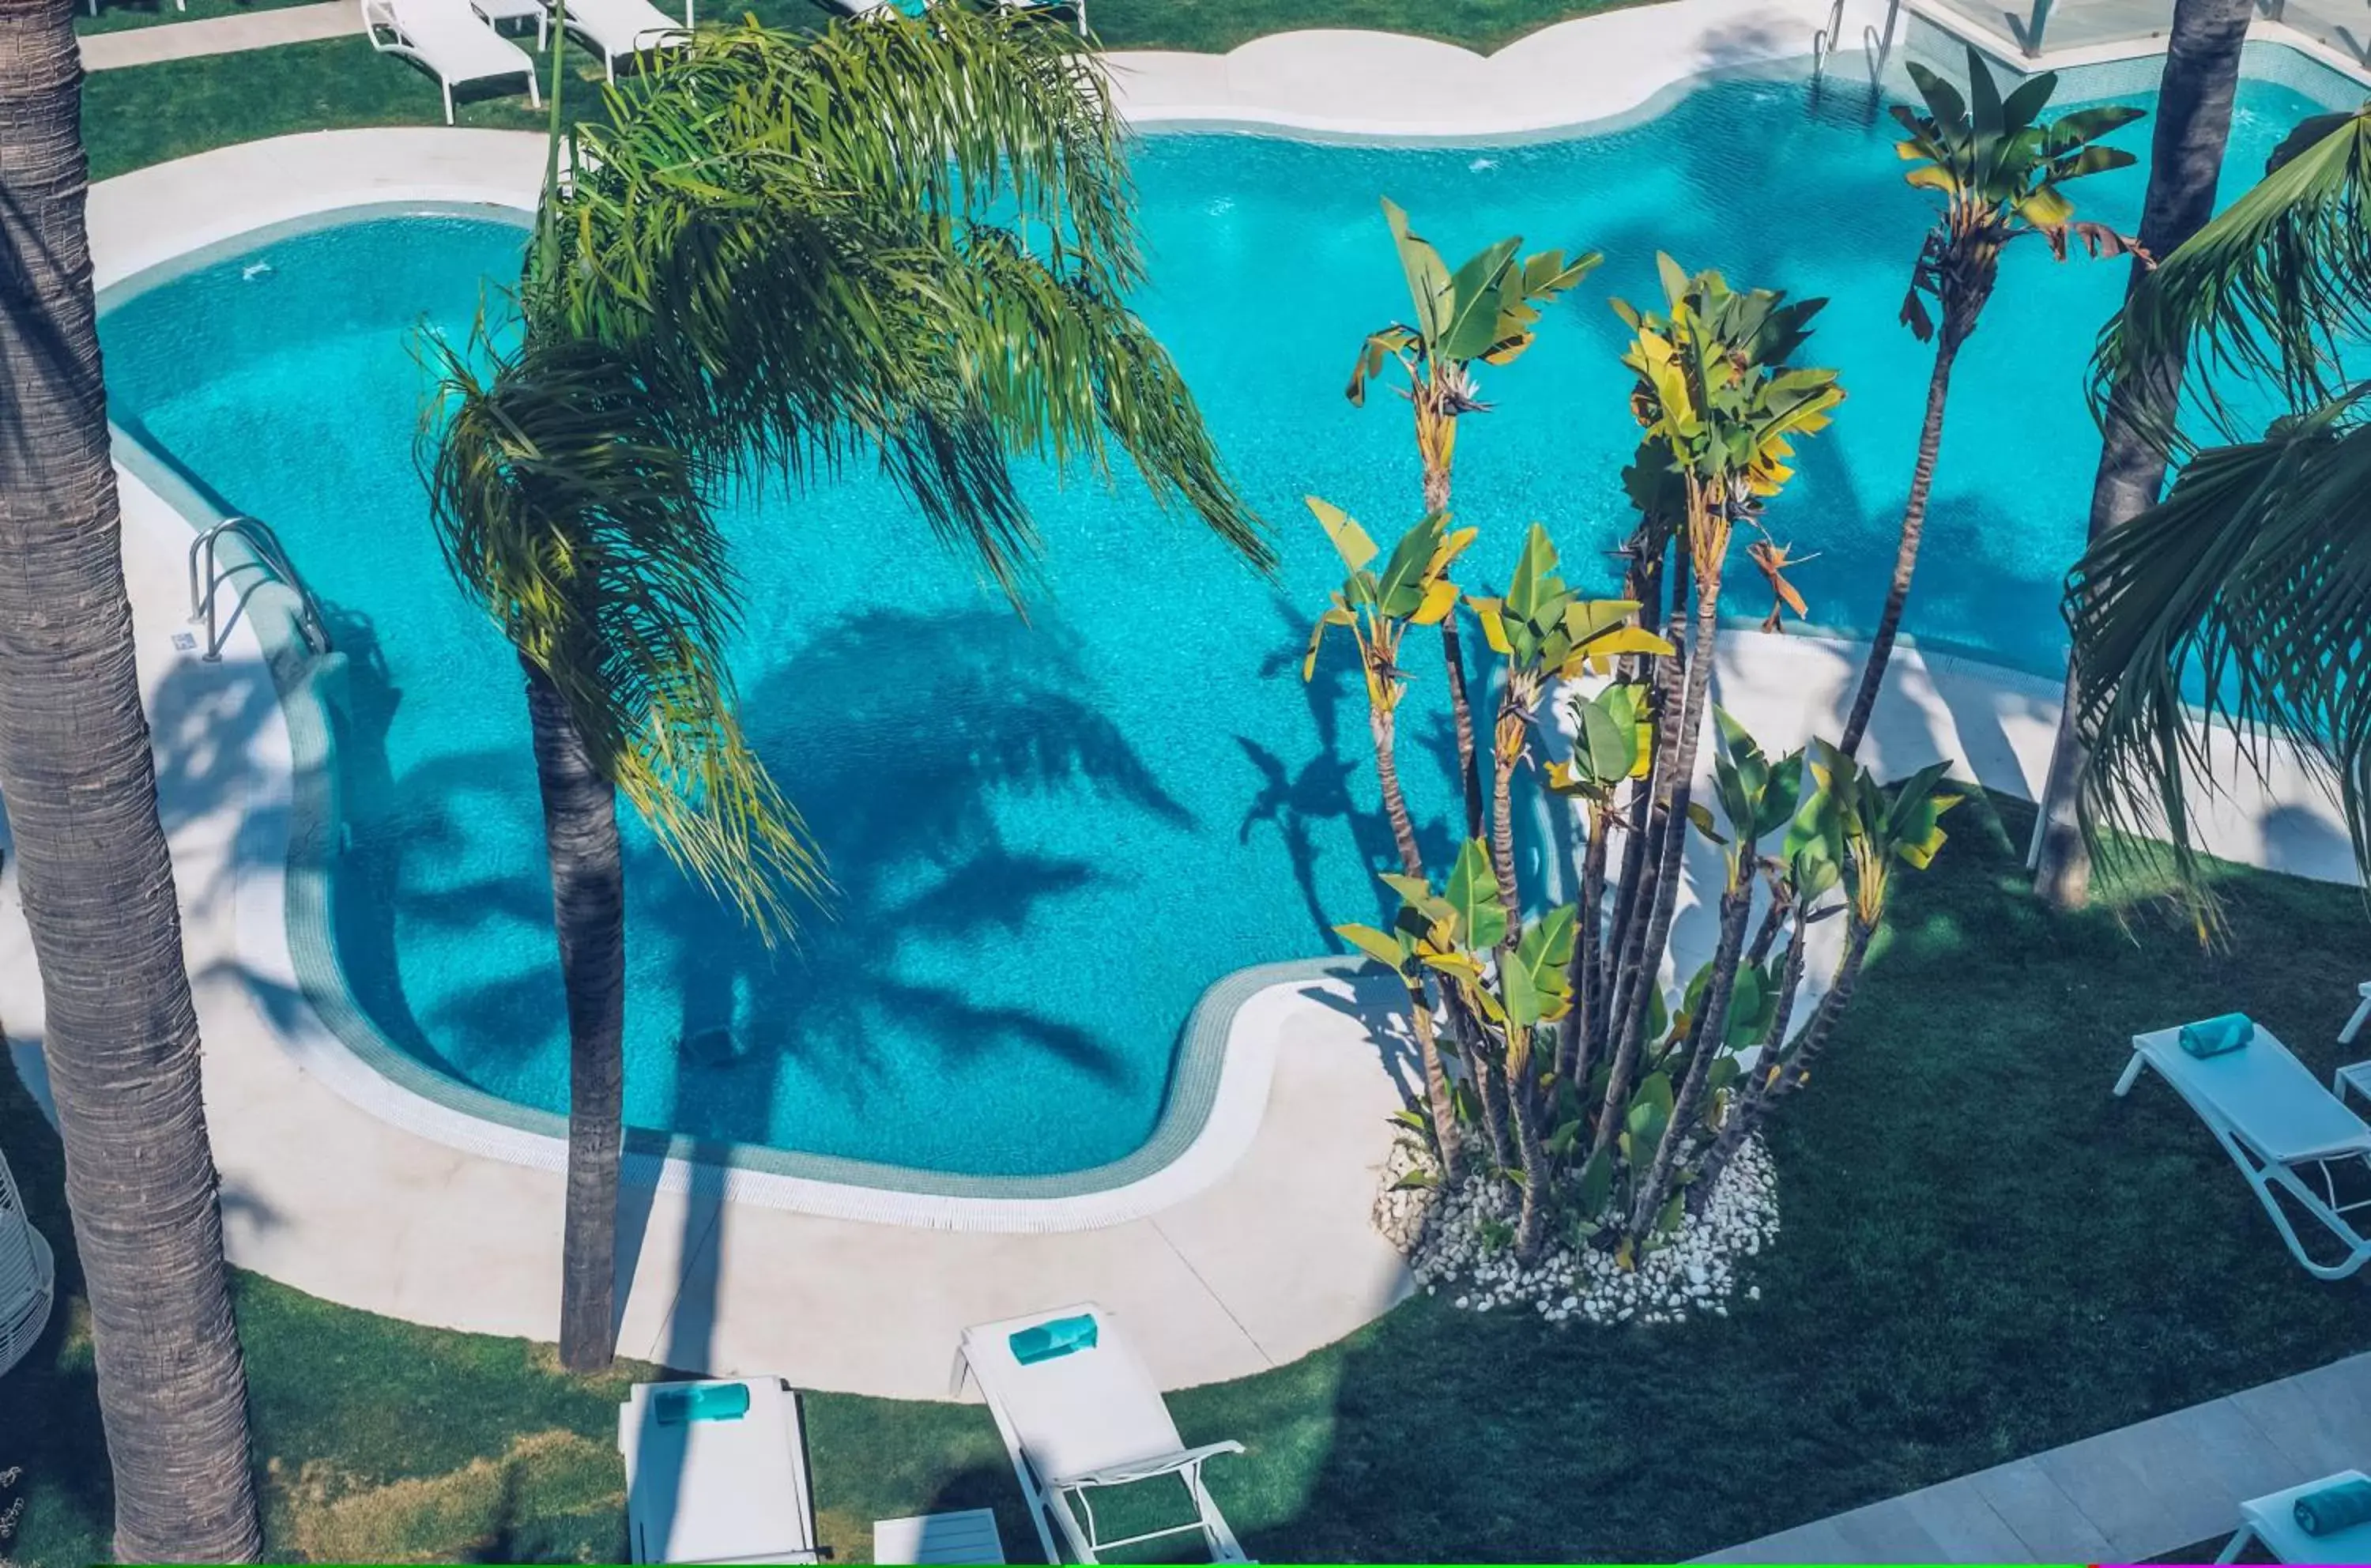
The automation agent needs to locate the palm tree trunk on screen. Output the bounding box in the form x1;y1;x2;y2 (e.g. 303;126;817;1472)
1489;696;1523;935
1593;565;1722;1160
1555;805;1611;1091
2033;0;2255;907
1422;462;1485;842
1370;702;1461;1180
1694;912;1810;1203
1841;329;1966;756
0;6;263;1557
1370;703;1426;881
523;656;627;1373
1628;884;1751;1234
1508;1031;1549;1257
1757;915;1875;1107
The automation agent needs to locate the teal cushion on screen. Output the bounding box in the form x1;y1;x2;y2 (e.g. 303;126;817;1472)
654;1381;751;1426
891;0;929;17
2295;1479;2371;1537
2180;1012;2254;1058
1009;1314;1099;1366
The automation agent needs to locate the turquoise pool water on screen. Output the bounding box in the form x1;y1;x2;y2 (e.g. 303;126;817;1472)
98;70;2332;1177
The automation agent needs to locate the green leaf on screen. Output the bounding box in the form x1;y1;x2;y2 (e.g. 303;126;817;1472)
1439;235;1525;361
1654;1189;1686;1238
1444;838;1508;949
1374;512;1449;620
2000;67;2058;133
1389;1168;1441;1192
1576;1144;1615;1218
1725;963;1768;1048
1334;922;1412;972
1382;198;1453;346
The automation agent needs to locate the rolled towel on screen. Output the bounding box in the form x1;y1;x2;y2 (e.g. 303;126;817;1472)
1009;1313;1099;1366
2180;1012;2255;1058
2294;1477;2371;1537
654;1381;751;1426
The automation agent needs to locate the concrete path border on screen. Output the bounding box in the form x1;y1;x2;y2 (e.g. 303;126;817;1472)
1701;1352;2371;1563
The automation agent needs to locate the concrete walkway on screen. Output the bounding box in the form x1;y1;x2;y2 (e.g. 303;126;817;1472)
81;0;358;71
1703;1352;2371;1562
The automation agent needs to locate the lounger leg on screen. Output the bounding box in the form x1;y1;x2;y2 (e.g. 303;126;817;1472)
443;80;456;124
1182;1461;1248;1562
2215;1523;2254;1563
2113;1049;2149;1098
2342;993;2371;1045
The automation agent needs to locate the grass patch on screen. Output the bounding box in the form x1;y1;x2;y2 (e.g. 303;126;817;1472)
8;793;2371;1562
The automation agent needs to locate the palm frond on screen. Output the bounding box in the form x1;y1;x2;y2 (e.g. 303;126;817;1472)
527;14;1270;583
419;330;827;939
2093;106;2371;447
2064;386;2371;890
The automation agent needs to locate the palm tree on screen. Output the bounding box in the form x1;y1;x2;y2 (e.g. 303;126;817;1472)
0;0;262;1556
424;12;1268;1370
1837;48;2143;756
2064;106;2371;891
2029;0;2264;907
1348;202;1598;839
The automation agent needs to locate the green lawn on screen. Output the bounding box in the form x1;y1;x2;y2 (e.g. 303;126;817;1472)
77;0;1649;181
9;793;2371;1564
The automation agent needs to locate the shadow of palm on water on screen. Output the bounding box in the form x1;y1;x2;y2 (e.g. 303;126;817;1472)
329;601;1197;1167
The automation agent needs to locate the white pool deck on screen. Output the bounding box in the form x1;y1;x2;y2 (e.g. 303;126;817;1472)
6;4;2369;1413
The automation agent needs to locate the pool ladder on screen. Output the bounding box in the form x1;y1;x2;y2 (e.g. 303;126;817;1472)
187;516;330;663
1811;0;1898;86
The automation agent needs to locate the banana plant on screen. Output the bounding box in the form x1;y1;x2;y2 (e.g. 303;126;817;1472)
1838;49;2145;757
1302;496;1472;883
1594;259;1842;1167
1347;838;1578;1258
1468;521;1672;933
1348;199;1602;843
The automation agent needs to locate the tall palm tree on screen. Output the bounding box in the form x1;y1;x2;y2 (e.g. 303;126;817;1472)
0;0;262;1556
424;12;1267;1370
1837;48;2142;756
1348;202;1597;840
2064;106;2371;890
2029;0;2264;908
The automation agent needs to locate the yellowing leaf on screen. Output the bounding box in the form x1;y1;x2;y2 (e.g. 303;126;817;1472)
1306;495;1378;573
1412;579;1461;626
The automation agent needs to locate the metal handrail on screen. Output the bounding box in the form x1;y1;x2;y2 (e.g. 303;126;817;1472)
187;516;330;663
1811;0;1848;77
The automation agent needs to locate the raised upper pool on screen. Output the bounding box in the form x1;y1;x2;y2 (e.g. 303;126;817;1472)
96;66;2338;1180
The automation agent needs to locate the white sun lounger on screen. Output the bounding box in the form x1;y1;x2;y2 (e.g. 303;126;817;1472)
553;0;686;79
952;1303;1250;1565
616;1377;820;1565
2339;981;2371;1045
2219;1470;2371;1562
364;0;541;124
2116;1020;2371;1280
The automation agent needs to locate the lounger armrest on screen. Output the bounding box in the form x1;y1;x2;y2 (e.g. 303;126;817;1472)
1061;1440;1245;1489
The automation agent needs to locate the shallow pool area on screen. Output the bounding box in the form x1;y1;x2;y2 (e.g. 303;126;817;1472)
95;66;2342;1181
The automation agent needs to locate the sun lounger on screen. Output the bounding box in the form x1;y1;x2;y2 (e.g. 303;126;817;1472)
952;1303;1250;1564
363;0;542;125
2116;1020;2371;1280
616;1378;820;1565
2219;1470;2371;1562
873;1508;1007;1564
553;0;686;78
2339;981;2371;1045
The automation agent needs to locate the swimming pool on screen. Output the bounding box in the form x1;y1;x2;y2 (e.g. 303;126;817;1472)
98;65;2343;1181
